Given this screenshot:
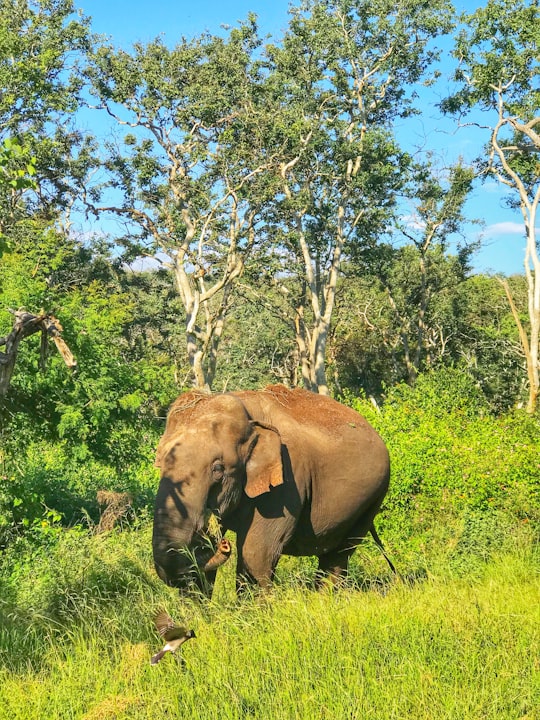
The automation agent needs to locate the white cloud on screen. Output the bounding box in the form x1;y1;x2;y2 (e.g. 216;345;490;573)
483;221;526;238
482;181;502;194
401;214;426;231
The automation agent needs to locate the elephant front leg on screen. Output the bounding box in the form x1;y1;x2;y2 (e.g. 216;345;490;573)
235;520;284;591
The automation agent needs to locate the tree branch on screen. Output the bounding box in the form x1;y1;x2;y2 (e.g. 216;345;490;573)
0;310;77;397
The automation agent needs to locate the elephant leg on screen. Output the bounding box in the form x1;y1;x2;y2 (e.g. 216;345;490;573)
235;538;276;590
316;508;382;588
235;517;286;591
316;544;357;588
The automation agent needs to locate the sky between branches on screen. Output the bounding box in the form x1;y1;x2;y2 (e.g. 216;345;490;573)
80;0;531;276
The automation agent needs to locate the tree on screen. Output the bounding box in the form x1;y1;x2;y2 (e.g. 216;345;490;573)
214;289;296;391
0;0;94;223
254;0;455;394
0;138;36;246
85;19;273;390
442;0;540;413
0;230;179;541
453;273;526;411
329;267;525;410
0;0;95;318
369;160;475;383
0;309;76;397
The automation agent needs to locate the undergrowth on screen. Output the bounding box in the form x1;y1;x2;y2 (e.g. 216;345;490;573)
0;522;538;719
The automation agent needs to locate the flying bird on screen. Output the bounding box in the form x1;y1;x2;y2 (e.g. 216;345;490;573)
150;611;196;665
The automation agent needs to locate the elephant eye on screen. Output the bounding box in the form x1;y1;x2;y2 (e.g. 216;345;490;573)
212;462;225;480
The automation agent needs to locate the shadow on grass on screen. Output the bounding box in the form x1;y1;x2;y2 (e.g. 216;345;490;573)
0;609;63;674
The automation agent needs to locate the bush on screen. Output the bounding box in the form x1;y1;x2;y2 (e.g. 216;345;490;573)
352;368;540;567
0;438;160;549
0;514;157;622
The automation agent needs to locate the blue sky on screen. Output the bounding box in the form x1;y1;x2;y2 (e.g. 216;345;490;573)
78;0;529;276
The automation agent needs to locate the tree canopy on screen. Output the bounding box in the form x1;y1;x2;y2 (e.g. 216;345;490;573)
1;0;538;454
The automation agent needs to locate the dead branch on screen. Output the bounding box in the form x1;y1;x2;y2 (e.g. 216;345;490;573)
0;309;77;397
95;490;133;533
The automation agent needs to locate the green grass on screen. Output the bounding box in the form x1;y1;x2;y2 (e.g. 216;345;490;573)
0;526;538;719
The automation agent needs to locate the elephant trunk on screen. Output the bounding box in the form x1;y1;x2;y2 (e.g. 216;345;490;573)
152;477;207;586
152;527;194;587
152;474;233;588
202;538;232;572
152;511;229;587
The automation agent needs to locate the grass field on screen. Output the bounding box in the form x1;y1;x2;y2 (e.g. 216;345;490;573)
0;525;538;720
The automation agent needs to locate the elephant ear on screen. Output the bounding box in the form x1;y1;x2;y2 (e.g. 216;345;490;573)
244;422;284;498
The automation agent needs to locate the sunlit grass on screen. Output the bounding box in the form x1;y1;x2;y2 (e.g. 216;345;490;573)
0;526;538;720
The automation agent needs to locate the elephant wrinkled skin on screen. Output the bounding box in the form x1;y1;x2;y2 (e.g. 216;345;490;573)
152;384;393;593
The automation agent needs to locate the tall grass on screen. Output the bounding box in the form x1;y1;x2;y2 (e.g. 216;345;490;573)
0;525;538;720
1;370;538;718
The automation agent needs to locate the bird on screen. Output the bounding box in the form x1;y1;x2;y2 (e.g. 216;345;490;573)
150;611;196;665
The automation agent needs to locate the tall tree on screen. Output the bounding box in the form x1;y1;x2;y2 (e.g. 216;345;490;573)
0;0;96;400
0;138;36;268
442;0;540;413
85;19;273;390
373;160;475;383
255;0;455;394
0;0;94;224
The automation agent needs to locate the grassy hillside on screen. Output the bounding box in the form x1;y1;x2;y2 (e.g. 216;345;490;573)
0;524;538;720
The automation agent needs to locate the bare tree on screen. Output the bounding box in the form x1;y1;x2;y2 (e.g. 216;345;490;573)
0;310;76;397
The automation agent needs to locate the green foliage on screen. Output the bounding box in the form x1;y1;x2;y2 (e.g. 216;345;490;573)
0;232;178;546
0;0;95;218
351;368;540;572
332;271;525;410
213;294;295;390
0;440;159;548
442;0;540;412
252;0;458;391
444;0;540;115
0;138;36;192
0;518;155;622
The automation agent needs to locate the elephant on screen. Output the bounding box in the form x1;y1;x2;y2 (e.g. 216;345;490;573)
152;384;395;593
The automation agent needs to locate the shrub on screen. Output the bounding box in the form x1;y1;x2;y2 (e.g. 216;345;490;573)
352;368;540;567
0;438;160;549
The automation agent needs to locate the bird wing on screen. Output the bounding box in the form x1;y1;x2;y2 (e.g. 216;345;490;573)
154;611;175;636
154;611;188;641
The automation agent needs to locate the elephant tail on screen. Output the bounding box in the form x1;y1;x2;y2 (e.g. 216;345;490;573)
369;524;398;576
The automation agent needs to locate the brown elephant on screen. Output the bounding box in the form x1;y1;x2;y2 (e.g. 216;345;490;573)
152;384;395;593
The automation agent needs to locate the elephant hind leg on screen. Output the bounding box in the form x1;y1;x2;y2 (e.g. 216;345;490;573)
316;510;395;588
315;544;357;588
316;517;372;587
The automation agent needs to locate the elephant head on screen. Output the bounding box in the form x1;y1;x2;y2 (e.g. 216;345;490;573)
152;392;283;589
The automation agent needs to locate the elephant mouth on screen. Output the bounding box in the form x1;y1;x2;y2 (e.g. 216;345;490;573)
159;534;232;586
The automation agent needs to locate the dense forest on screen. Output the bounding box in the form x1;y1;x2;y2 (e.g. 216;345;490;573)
0;2;539;716
1;0;538;530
